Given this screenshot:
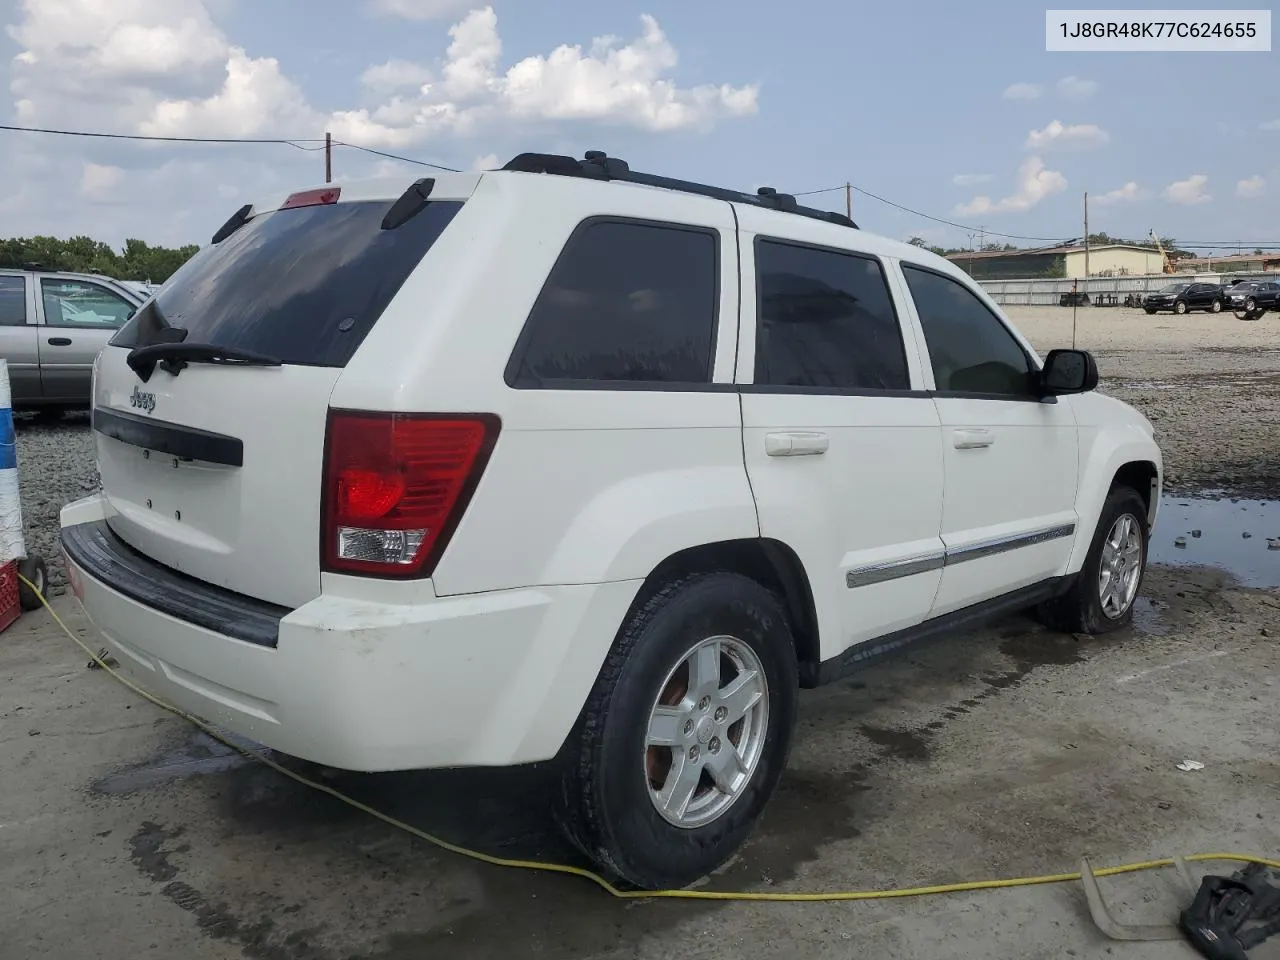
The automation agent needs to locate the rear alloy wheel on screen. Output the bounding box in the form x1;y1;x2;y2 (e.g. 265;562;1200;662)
1174;300;1188;315
1035;485;1149;634
555;572;798;890
1211;299;1223;313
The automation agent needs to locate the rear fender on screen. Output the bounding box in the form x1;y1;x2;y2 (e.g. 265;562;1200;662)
539;465;760;585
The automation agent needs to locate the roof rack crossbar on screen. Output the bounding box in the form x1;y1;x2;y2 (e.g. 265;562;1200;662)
502;151;858;229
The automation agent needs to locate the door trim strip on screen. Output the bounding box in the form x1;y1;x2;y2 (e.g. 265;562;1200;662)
846;553;946;589
845;522;1077;589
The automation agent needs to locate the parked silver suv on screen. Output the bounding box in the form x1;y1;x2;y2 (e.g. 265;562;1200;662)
0;268;144;411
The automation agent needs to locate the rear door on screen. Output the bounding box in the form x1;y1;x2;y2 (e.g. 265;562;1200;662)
92;185;468;609
735;208;945;659
35;275;140;401
0;274;41;402
895;263;1079;617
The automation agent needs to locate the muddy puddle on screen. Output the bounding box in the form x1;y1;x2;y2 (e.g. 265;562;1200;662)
1149;494;1280;588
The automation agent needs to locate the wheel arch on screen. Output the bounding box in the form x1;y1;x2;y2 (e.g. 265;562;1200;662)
625;537;823;687
1066;436;1162;576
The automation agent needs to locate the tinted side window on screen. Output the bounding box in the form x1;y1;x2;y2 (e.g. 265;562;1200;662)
901;265;1034;397
40;279;136;328
0;277;25;326
509;219;718;385
753;239;909;390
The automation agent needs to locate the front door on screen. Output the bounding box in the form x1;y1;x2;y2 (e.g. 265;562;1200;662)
735;216;945;662
895;263;1080;617
35;276;139;401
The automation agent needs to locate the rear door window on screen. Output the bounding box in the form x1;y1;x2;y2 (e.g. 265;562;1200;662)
0;276;25;326
111;199;463;368
506;218;719;386
752;239;909;391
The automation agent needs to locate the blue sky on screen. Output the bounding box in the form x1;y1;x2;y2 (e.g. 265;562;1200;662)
2;0;1278;252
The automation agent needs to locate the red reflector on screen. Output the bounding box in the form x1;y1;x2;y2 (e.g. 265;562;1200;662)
321;411;500;579
281;187;341;210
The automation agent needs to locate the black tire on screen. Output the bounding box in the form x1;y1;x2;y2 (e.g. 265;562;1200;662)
555;571;799;890
1174;300;1188;315
18;555;47;611
1144;308;1157;315
1245;298;1258;317
1036;486;1149;635
1211;299;1223;313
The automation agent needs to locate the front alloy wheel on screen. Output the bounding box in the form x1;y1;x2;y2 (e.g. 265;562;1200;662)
1098;514;1143;619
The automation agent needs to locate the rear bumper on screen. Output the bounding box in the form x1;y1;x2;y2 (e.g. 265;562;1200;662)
60;494;640;772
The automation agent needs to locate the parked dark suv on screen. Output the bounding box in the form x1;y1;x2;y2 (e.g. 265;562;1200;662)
1226;280;1280;319
1142;281;1226;315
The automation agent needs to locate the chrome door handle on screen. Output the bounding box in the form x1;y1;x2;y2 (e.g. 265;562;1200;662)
953;428;995;449
765;432;829;457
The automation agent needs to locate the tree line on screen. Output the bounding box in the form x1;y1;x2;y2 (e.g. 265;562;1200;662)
0;236;200;284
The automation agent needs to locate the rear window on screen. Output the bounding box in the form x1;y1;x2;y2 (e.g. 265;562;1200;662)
110;199;463;367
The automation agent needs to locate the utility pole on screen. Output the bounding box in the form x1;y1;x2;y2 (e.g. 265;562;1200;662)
845;182;852;220
1083;191;1090;280
325;131;332;184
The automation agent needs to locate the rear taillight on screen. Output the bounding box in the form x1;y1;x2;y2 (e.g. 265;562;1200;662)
320;411;500;578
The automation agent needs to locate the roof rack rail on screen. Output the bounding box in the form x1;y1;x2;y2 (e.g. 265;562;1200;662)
502;151;859;229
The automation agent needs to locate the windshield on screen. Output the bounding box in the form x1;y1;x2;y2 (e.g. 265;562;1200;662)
1158;283;1189;294
110;198;463;368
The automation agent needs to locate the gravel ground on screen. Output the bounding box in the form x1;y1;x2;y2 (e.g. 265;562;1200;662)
12;305;1279;591
1008;304;1280;498
13;409;97;594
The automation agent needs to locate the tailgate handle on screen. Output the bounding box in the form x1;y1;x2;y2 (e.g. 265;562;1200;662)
47;337;73;346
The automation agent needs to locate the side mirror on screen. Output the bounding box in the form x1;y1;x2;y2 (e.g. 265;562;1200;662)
1040;348;1099;395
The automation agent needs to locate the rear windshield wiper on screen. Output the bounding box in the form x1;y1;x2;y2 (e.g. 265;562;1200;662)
127;342;282;383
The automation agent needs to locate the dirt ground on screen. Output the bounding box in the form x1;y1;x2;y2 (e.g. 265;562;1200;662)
1;304;1278;960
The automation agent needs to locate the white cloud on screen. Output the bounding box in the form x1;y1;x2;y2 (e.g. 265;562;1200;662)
1;1;757;246
80;162;126;200
471;152;500;170
368;0;476;20
954;155;1067;216
1025;120;1109;151
1236;175;1266;198
140;48;320;139
1002;82;1042;100
360;59;434;93
1093;181;1144;205
1259;119;1280;131
1056;75;1099;101
952;173;992;186
1163;174;1211;205
329;8;759;147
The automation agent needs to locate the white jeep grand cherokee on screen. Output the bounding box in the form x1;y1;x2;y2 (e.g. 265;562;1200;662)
61;151;1162;890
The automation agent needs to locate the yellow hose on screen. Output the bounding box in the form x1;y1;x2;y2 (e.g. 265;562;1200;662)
21;573;1279;903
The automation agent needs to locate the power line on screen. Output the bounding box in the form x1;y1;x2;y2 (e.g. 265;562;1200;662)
3;122;1278;248
333;142;460;173
0;121;324;149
